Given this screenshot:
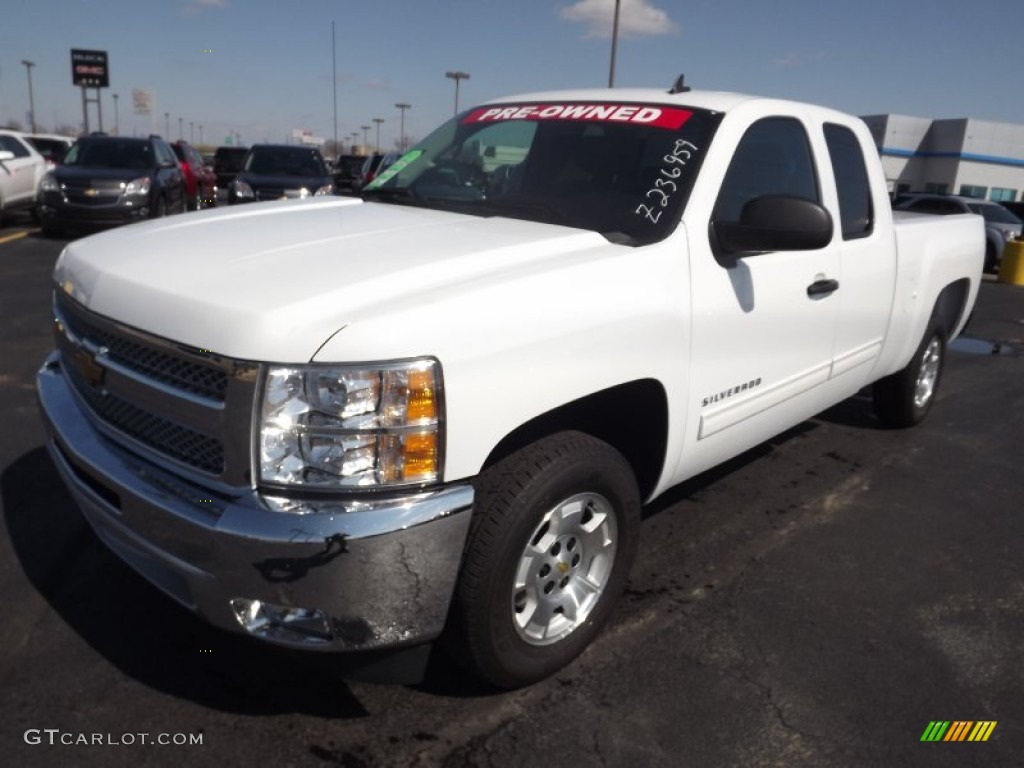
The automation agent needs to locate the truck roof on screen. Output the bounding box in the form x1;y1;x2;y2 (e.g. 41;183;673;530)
483;88;857;122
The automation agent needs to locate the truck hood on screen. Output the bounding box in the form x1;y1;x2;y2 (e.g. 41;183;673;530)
54;197;610;361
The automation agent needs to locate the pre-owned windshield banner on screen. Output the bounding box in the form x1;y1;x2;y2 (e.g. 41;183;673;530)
462;104;693;129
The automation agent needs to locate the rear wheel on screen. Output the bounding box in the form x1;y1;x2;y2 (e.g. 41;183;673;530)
985;242;998;273
446;431;640;689
873;319;946;428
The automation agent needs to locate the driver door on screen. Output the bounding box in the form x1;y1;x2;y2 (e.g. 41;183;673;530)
679;114;841;476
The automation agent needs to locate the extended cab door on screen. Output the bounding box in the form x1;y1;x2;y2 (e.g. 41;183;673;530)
679;113;842;477
820;122;896;384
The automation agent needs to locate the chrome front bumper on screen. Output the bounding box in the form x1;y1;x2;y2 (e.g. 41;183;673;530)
37;351;475;651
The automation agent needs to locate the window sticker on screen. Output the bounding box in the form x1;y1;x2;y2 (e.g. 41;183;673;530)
366;149;423;189
462;104;693;130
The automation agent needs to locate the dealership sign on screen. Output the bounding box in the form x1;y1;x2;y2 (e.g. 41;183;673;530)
71;49;109;88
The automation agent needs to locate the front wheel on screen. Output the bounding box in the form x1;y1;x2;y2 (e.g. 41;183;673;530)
873;320;946;428
446;431;640;689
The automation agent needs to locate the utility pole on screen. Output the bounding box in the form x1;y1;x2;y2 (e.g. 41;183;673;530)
608;0;621;87
112;92;119;135
361;125;370;152
372;117;384;152
332;21;338;155
445;71;470;115
395;102;410;151
21;60;37;133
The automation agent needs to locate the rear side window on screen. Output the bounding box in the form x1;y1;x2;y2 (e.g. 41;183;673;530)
712;117;820;223
824;123;873;239
0;135;31;158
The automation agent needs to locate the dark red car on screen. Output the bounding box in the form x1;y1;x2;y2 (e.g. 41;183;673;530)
171;140;217;210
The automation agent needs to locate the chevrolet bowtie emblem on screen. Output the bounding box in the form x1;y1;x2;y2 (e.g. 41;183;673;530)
557;561;570;574
73;347;106;389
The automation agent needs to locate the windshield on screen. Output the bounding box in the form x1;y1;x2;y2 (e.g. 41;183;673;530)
244;147;327;177
63;139;154;170
968;202;1022;226
364;102;721;246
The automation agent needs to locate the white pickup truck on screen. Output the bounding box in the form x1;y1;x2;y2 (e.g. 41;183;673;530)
37;82;984;689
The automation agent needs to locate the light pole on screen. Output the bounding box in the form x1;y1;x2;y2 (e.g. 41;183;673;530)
445;71;470;115
350;132;359;153
372;117;384;152
395;102;410;151
361;125;370;152
112;93;119;135
190;121;194;143
21;60;37;134
164;112;170;138
199;124;203;146
608;0;621;87
178;116;183;141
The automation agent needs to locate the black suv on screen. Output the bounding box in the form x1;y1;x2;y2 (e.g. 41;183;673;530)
228;144;333;204
38;134;186;236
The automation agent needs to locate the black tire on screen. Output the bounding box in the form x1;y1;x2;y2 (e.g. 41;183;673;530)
984;242;997;273
873;320;946;428
40;220;64;239
446;431;640;689
151;195;167;219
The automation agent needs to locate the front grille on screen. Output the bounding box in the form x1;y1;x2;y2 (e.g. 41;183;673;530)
54;291;258;483
65;361;223;473
62;180;123;206
58;292;228;401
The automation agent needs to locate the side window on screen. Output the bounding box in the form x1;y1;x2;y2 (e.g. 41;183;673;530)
0;135;30;158
157;142;176;166
712;117;819;223
824;123;873;239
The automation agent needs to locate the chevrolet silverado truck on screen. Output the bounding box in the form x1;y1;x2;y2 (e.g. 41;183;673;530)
37;81;985;689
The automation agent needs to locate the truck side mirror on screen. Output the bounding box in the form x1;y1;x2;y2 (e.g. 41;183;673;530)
712;195;833;255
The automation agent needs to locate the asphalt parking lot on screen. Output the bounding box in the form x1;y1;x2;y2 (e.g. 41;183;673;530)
1;215;1022;768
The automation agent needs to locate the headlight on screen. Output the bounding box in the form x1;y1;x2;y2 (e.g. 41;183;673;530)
314;183;334;196
122;176;151;196
40;173;61;193
233;180;255;198
258;358;442;489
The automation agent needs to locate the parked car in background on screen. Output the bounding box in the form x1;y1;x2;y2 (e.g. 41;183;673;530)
330;154;366;194
998;200;1024;221
24;133;76;172
895;193;1021;271
0;129;47;224
353;152;401;192
38;134;186;237
213;146;248;191
228;144;333;204
171;140;217;210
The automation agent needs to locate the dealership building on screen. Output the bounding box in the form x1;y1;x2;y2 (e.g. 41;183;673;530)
860;113;1024;202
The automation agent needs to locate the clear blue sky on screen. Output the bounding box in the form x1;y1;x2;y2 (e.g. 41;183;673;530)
0;0;1019;151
